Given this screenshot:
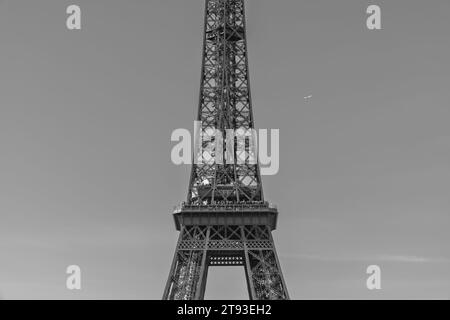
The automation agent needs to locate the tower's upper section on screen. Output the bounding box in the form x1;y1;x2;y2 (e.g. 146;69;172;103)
187;0;264;206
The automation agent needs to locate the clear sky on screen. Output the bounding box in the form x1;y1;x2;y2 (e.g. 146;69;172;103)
0;0;449;299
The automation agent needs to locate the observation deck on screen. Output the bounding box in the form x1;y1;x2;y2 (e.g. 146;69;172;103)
172;201;278;231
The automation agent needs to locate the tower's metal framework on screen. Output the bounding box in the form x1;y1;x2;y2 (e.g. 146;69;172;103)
163;0;289;300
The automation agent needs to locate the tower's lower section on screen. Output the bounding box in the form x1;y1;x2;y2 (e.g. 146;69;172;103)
163;206;289;300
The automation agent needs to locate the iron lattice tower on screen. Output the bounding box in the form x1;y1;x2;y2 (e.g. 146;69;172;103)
163;0;289;300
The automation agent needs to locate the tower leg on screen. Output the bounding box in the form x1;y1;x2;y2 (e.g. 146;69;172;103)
241;226;257;299
268;230;290;300
163;227;184;299
242;226;290;300
194;227;210;300
163;226;208;300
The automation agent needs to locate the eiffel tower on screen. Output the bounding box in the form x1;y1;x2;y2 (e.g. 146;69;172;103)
163;0;289;300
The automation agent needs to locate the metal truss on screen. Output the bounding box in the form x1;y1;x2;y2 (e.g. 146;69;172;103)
163;225;289;300
164;0;289;300
188;0;262;205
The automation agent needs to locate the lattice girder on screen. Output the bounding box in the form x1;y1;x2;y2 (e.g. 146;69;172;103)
163;225;289;300
188;0;263;205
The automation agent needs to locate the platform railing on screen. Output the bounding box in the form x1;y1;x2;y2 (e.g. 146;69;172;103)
173;201;277;213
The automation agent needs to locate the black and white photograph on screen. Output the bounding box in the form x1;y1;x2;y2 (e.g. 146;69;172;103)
0;0;449;310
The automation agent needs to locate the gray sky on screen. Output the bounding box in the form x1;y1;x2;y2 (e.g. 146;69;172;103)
1;0;449;299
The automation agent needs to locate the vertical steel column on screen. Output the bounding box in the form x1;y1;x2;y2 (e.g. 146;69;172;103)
241;226;257;299
194;227;211;299
268;227;290;300
163;226;185;299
